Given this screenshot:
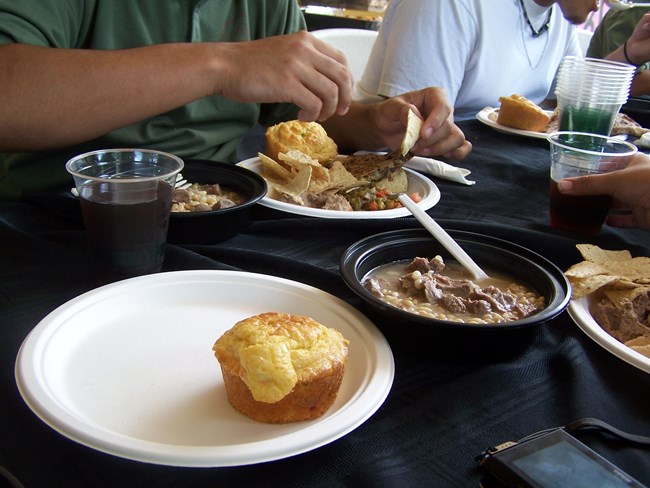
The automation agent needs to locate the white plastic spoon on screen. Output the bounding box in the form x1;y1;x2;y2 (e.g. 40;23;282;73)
604;0;650;11
398;194;490;282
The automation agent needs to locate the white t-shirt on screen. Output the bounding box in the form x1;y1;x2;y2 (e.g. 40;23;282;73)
360;0;581;120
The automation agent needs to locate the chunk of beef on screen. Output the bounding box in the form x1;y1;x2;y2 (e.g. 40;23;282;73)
212;198;236;210
439;294;467;314
203;184;223;195
469;286;517;314
406;256;445;274
466;299;492;316
591;292;650;343
404;271;538;320
172;188;191;203
321;193;353;211
364;277;389;298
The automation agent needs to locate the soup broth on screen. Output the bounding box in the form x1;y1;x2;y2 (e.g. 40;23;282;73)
363;257;545;324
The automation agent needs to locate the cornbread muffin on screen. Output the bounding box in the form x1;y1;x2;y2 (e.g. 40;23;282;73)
265;120;338;164
213;312;349;423
497;94;551;132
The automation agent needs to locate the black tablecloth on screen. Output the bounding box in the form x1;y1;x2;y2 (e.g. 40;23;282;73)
1;120;649;488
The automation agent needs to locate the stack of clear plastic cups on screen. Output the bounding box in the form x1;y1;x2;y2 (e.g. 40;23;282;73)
554;56;635;136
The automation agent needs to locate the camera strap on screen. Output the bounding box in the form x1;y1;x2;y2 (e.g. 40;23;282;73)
563;417;650;447
476;417;650;466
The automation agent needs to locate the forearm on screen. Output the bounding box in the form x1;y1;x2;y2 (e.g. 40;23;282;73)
0;32;355;152
0;43;217;151
321;102;382;153
630;70;650;97
605;45;650;96
604;43;630;66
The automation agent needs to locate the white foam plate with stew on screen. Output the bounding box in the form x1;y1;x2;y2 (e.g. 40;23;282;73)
15;270;395;467
238;156;440;219
476;107;553;140
568;296;650;374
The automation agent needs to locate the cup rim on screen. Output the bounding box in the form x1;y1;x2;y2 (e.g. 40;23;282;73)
546;131;638;156
66;148;185;182
560;55;636;72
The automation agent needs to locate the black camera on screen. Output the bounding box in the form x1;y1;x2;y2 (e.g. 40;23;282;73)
476;428;647;488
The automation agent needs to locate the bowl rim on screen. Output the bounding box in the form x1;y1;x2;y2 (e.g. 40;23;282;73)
340;228;571;331
170;159;267;218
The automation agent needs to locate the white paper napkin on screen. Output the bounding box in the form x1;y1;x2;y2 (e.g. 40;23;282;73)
405;156;475;186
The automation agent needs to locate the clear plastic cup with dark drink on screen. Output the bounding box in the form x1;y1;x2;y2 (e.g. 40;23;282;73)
547;132;637;236
66;149;184;283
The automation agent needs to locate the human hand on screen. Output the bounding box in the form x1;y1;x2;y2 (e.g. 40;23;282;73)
211;31;353;122
370;88;472;160
558;153;650;230
623;13;650;65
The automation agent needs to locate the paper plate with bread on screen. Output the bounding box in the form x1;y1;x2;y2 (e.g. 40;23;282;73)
238;114;440;219
477;94;650;140
15;270;394;466
476;94;554;139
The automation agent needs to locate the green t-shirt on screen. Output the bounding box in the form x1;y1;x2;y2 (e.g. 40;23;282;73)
587;8;650;71
0;0;305;199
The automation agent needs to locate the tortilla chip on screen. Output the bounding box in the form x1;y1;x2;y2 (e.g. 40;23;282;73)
279;149;329;181
401;109;423;156
570;275;621;299
576;244;632;263
270;165;312;197
258;152;292;183
600;257;650;281
308;176;332;194
567;244;650;298
564;261;608;279
278;149;319;166
326;160;361;189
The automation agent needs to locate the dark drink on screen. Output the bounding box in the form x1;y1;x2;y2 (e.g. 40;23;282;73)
79;181;173;283
558;105;616;135
549;179;612;235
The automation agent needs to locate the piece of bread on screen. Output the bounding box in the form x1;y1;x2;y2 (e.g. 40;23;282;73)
213;312;349;423
338;149;411;194
375;169;408;194
265;120;338;164
497;94;551;132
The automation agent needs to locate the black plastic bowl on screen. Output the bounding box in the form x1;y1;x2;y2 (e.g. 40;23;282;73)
340;229;571;355
167;159;267;244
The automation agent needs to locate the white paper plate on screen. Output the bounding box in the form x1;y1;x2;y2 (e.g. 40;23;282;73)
476;107;552;140
15;270;394;467
568;296;650;374
237;157;440;219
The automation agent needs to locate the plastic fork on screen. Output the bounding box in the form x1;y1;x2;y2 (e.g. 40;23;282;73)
398;194;490;282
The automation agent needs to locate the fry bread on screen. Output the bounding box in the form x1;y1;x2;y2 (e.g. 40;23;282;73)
401;109;423;156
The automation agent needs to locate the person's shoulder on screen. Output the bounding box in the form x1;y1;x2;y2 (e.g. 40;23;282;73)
601;7;650;29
